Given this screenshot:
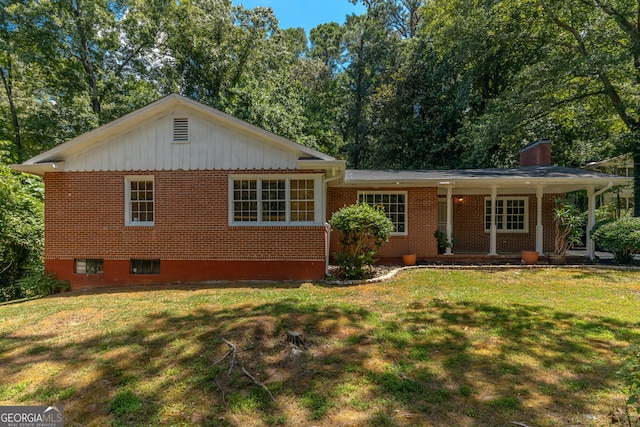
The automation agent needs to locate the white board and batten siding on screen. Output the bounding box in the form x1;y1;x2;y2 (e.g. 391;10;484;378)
63;109;300;172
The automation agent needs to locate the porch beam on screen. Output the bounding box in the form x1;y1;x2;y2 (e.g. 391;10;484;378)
489;186;498;256
536;186;544;255
446;187;453;255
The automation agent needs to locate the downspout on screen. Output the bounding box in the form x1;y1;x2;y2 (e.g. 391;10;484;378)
323;170;343;276
324;222;331;277
586;182;613;260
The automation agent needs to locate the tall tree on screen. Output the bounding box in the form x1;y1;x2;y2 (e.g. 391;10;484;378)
533;0;640;216
26;0;168;124
339;10;395;168
0;1;23;157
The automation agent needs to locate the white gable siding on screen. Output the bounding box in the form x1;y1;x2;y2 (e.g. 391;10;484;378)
63;110;301;172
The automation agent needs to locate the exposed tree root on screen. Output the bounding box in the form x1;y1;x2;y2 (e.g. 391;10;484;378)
214;338;276;403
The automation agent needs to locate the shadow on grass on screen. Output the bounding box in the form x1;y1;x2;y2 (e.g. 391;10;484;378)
1;296;639;426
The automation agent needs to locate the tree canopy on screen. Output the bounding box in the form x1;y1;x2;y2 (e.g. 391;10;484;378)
1;0;638;213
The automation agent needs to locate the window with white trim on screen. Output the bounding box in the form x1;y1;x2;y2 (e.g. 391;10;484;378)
358;192;407;235
125;176;154;226
485;197;529;233
230;176;321;225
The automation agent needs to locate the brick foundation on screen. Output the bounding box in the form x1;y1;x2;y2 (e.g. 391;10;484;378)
46;259;325;288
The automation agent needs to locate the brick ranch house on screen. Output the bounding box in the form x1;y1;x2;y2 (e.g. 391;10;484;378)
12;94;629;288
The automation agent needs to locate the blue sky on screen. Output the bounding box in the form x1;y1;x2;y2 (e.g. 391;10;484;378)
232;0;365;34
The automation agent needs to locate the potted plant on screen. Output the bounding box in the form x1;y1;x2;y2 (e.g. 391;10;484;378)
434;229;454;254
550;199;584;264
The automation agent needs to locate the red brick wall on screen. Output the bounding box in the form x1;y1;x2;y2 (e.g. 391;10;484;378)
447;194;558;253
326;187;439;261
44;170;326;287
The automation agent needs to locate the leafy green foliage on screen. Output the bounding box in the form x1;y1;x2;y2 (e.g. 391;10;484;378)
591;217;640;264
0;143;44;301
15;271;69;299
3;0;638;181
618;342;640;417
329;202;394;279
553;199;584;255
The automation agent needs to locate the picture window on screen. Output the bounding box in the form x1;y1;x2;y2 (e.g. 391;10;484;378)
230;176;319;225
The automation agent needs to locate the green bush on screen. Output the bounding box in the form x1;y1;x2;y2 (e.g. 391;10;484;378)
553;199;584;255
590;217;640;264
329;202;394;279
0;142;44;301
15;270;69;298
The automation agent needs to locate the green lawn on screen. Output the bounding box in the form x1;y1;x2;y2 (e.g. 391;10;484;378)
1;267;639;426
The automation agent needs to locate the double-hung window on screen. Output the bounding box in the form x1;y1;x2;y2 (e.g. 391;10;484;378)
484;197;528;233
230;176;321;225
358;191;407;236
125;176;154;226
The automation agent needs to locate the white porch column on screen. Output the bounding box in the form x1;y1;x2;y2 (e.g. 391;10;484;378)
489;186;498;256
536;186;544;255
586;186;596;259
446;187;453;255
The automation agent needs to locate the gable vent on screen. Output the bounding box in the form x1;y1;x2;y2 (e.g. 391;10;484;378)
173;118;189;142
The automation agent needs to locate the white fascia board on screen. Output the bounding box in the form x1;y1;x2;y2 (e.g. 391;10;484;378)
9;162;65;176
297;159;346;171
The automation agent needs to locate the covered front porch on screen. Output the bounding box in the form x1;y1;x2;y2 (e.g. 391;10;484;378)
337;165;629;261
436;178;615;260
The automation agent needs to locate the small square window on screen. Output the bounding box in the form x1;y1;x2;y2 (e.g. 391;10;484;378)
131;259;160;274
75;259;104;274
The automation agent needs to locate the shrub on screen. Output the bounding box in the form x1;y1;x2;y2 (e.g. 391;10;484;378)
590;217;640;264
0;142;44;301
15;270;69;298
553;199;584;255
329;202;394;279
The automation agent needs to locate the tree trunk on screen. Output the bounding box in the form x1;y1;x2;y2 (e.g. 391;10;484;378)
72;2;101;118
0;63;22;158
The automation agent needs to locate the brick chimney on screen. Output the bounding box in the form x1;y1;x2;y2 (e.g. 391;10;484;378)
520;139;552;167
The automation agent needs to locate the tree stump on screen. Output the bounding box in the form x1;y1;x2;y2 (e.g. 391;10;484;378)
286;330;305;347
